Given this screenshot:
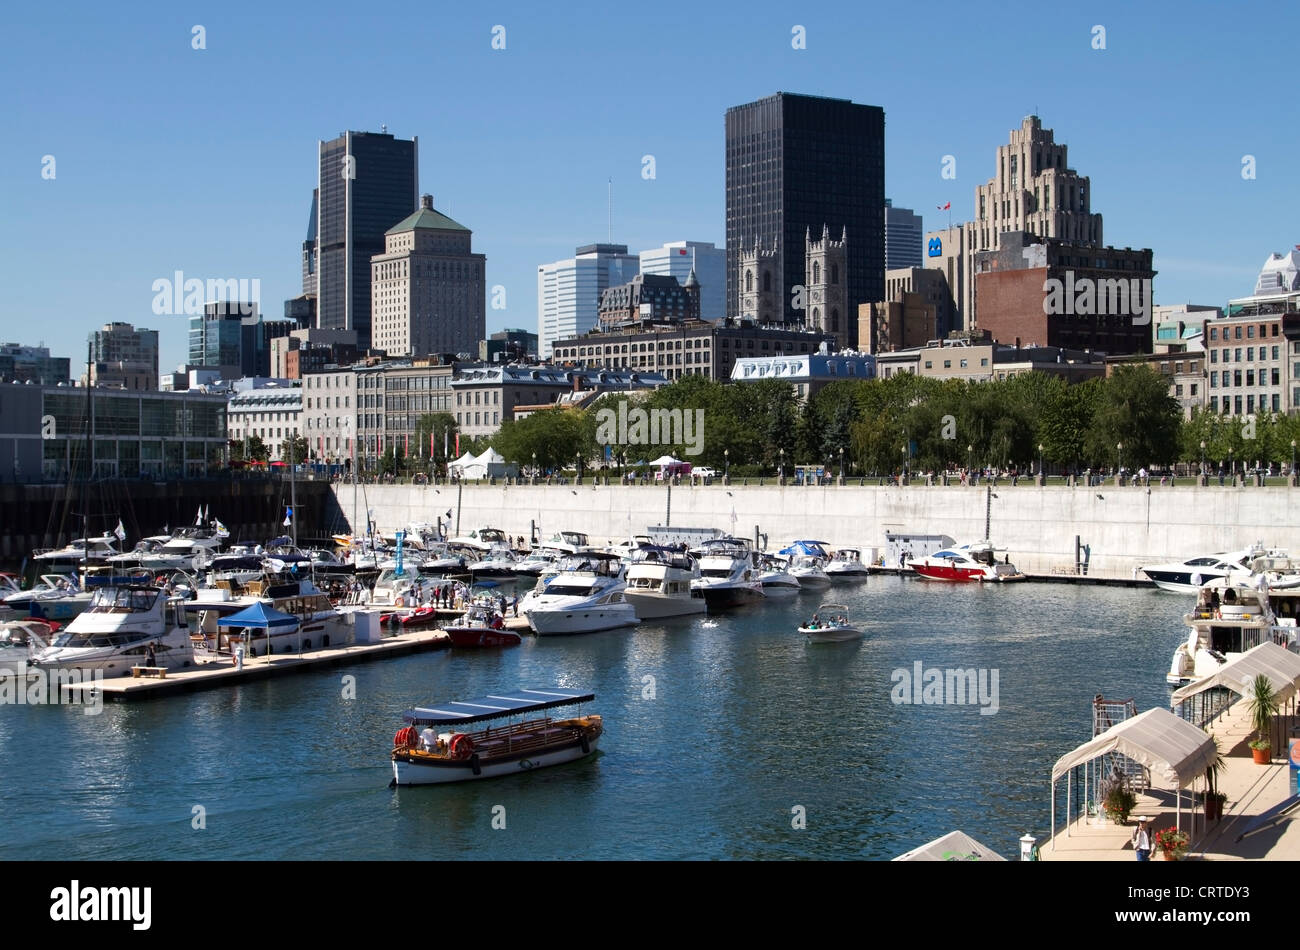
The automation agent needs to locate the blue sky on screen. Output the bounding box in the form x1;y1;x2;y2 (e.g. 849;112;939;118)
3;0;1297;371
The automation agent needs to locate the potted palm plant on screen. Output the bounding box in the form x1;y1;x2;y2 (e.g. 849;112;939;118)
1203;733;1227;821
1247;674;1277;764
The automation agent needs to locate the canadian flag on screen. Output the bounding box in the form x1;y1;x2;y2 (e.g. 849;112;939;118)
937;202;951;211
678;249;688;255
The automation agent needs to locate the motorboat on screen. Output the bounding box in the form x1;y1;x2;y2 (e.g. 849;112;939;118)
1166;579;1299;685
514;547;562;578
418;542;466;575
799;603;865;642
390;688;601;785
824;548;870;578
31;534;121;570
524;552;638;635
105;537;169;569
779;541;833;590
910;542;1025;582
691;537;764;610
622;546;706;618
139;524;228;571
368;566;425;608
447;527;513;557
607;535;656;563
757;555;802;598
5;574;94;621
468;544;520;579
443;602;522;648
29;585;195;675
0;619;56;676
1141;545;1269;594
538;531;593;555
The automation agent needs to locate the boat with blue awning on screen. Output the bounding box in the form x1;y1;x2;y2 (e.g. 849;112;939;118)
390;688;602;785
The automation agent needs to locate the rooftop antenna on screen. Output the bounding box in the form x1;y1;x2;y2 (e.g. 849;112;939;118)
607;178;612;243
381;123;388;133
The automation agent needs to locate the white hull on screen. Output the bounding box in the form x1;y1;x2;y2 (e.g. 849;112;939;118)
392;738;600;785
622;591;706;618
801;626;864;642
825;566;869;578
793;574;831;591
527;605;639;635
760;581;801;598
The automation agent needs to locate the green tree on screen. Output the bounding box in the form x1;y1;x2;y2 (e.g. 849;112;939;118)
1085;366;1180;470
1039;378;1099;471
283;434;309;465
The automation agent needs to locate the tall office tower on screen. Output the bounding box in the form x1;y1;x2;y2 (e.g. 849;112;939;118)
371;194;486;358
189;301;259;379
884;199;922;270
536;244;639;358
638;240;727;319
316;130;418;350
924;115;1102;330
725;92;885;345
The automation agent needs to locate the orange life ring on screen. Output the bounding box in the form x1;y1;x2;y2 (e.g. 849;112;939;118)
394;726;418;749
449;734;474;759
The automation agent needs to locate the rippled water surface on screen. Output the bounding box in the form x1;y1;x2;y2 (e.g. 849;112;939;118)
0;578;1188;859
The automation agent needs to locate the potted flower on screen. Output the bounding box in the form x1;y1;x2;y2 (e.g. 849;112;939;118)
1154;826;1189;860
1247;674;1277;765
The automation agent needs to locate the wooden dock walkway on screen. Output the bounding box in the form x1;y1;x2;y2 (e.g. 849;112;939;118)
60;630;450;703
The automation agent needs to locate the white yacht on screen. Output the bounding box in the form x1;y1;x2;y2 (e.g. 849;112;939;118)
691;537;764;610
622;546;706;618
369;565;425;607
1140;545;1268;594
4;574;94;622
524;552;638;635
447;527;512;557
105;536;170;569
0;620;54;676
515;547;563;578
418;542;465;575
757;555;802;598
799;602;865;643
468;543;520;579
32;534;121;570
825;548;870;578
30;586;194;675
139;524;228;571
1166;579;1299;685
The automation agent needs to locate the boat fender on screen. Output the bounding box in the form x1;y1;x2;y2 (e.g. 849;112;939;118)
469;752;481;776
580;733;590;754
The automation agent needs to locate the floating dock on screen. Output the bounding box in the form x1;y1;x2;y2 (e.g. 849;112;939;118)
60;629;450;703
865;566;1153;588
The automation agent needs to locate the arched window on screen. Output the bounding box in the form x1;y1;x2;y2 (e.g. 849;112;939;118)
831;264;839;284
813;261;821;284
745;270;753;293
812;307;820;327
762;270;771;292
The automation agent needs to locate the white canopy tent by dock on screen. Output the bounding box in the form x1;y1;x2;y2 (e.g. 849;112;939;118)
448;448;517;480
1049;708;1218;849
892;829;1007;861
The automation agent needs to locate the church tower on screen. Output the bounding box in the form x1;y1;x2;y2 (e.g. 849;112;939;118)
737;237;779;325
805;225;848;349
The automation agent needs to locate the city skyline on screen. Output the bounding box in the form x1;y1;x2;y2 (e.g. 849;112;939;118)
5;1;1297;371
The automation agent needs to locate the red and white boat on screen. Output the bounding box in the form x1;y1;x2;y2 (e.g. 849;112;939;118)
910;542;1025;583
443;603;521;648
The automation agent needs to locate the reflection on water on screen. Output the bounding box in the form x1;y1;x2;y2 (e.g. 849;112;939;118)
0;578;1188;859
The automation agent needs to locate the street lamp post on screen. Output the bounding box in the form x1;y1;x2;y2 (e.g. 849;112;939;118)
1229;447;1234;479
1116;442;1123;482
838;447;844;485
531;451;537;485
967;444;973;484
1291;440;1296;486
1200;440;1206;479
1037;443;1045;486
724;448;730;484
779;447;785;484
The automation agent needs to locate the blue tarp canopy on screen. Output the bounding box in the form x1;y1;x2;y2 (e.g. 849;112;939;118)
403;688;595;726
216;601;299;629
779;540;830;557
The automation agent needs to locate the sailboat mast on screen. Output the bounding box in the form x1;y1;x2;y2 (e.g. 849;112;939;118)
83;341;92;588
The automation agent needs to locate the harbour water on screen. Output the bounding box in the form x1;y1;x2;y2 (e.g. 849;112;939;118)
0;579;1187;860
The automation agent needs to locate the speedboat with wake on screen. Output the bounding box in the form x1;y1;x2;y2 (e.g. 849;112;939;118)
799;603;865;642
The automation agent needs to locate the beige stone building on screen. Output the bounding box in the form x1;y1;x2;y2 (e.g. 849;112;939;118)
371;194;485;359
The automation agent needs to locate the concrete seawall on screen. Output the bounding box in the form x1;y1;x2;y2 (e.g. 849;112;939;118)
331;481;1300;578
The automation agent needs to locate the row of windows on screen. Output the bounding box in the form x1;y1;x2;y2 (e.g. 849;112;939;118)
924;357;990;370
1208;323;1278;341
1209;369;1281;388
305;396;350;409
456;391;501;406
455;411;500;427
1209;346;1279;364
1208;394;1282;414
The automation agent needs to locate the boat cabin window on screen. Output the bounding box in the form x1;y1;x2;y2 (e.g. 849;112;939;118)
89;588;158;613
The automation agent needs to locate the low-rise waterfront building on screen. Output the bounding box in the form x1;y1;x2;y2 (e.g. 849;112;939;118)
730;352;876;399
0;343;71;386
226;388;303;461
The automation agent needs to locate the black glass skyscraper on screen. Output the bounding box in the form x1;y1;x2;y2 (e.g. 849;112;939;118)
317;131;418;350
725;93;885;342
